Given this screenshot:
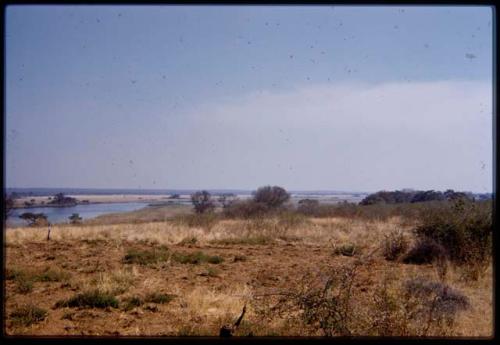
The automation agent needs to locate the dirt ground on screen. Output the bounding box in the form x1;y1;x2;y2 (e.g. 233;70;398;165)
3;217;493;337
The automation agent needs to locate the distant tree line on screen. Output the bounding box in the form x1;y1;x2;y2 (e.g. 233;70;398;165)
359;189;475;206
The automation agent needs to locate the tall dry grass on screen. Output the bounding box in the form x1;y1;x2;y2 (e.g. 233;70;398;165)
5;216;414;252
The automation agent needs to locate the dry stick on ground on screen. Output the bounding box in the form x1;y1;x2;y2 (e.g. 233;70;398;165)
47;223;51;241
219;303;247;337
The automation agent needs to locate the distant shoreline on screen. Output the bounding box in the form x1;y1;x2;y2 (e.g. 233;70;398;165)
11;194;184;209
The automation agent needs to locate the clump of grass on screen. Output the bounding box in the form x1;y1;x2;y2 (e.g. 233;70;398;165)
36;268;71;282
55;290;119;309
6;268;34;294
403;238;447;265
145;292;176;304
123;247;170;265
10;304;47;326
200;267;220;277
89;269;136;295
234;255;247;262
210;236;273;246
122;296;144;311
16;277;34;294
61;311;75;320
382;229;409;261
5;267;26;281
81;238;106;246
333;243;360;257
172;251;223;265
178;236;198;246
6;267;71;293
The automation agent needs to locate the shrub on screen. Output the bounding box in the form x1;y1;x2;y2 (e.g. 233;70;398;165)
69;213;82;224
402;238;447;265
123;247;170;265
403;277;469;334
222;200;269;219
413;199;492;270
191;190;215;214
10;305;47;326
55;290;119;309
259;264;361;336
252;186;290;209
296;199;320;216
18;212;48;226
382;229;409;261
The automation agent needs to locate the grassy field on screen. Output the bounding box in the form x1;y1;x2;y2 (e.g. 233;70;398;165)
4;207;493;337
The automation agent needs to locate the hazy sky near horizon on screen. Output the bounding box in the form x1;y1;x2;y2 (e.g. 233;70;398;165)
5;5;493;192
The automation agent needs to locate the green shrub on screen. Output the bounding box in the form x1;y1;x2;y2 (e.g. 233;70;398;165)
55;290;119;309
10;305;47;326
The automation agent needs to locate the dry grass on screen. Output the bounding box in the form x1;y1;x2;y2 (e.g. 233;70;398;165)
4;215;492;337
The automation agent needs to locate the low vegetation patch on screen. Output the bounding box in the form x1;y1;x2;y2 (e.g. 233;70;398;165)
210;235;274;246
178;236;198;246
172;251;223;265
200;267;220;277
123;247;170;265
382;229;409;261
6;267;71;294
333;243;360;257
36;268;71;282
121;296;144;311
55;290;119;309
171;213;219;229
10;304;48;326
145;292;176;304
403;238;447;265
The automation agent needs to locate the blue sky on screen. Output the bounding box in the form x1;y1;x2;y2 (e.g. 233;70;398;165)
5;5;493;192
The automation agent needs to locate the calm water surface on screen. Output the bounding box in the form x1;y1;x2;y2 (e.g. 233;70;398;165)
7;202;150;226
